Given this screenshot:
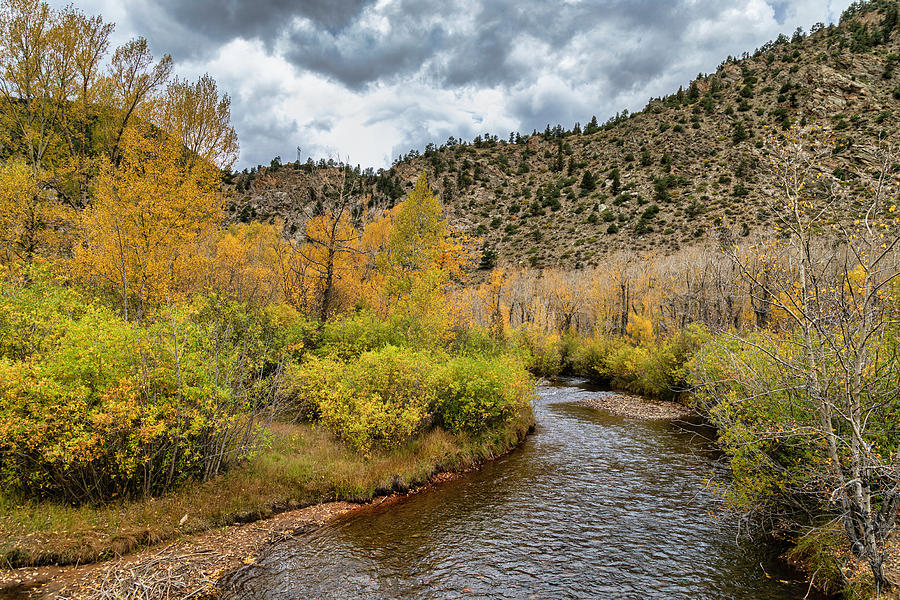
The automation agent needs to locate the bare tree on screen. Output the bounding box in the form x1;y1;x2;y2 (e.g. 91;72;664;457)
694;130;900;594
292;161;364;322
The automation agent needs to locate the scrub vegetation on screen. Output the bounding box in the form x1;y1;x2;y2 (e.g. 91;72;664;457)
1;1;899;598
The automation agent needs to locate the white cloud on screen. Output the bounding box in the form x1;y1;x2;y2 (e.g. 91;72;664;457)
47;0;857;170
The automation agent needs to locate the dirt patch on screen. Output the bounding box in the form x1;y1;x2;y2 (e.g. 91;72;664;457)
582;391;694;420
887;532;900;591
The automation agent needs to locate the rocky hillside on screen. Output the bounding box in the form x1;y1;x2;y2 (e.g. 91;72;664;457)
227;0;900;270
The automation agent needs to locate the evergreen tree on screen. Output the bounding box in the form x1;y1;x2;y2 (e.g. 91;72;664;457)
478;244;497;270
883;3;898;41
732;121;748;144
580;169;596;192
688;81;699;101
553;140;564;172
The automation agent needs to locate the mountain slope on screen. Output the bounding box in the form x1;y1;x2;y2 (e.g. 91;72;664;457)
228;0;900;269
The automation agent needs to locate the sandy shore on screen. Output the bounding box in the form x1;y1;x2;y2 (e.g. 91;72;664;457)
581;391;694;420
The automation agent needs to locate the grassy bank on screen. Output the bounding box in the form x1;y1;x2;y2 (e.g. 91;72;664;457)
0;407;532;568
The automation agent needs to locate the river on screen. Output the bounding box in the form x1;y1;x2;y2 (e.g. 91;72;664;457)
221;379;821;599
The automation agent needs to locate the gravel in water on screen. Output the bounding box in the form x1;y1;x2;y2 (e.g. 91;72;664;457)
581;390;694;420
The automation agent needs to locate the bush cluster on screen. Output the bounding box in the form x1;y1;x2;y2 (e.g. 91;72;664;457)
509;325;703;402
282;345;534;452
572;328;701;400
0;277;288;502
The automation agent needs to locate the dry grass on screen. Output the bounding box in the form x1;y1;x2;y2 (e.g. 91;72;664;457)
0;409;532;569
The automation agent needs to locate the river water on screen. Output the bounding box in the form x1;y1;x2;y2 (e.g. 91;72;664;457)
222;380;821;599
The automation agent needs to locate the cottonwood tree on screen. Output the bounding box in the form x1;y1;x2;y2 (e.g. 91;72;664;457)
0;0;75;260
0;0;59;173
297;168;364;321
373;172;468;319
198;221;283;305
103;36;172;165
161;73;238;170
0;0;175;264
276;165;367;321
77;123;222;319
693;129;900;593
51;7;113;206
73;46;234;318
0;159;46;262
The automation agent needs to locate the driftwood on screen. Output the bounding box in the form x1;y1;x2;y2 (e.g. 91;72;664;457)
65;546;219;600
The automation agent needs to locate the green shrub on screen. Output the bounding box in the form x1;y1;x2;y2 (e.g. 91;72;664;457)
557;332;585;373
0;275;88;360
0;355;247;503
294;346;436;452
285;344;535;450
280;357;331;423
447;324;508;357
572;327;703;401
688;332;827;510
572;334;620;382
435;355;534;434
514;328;563;377
316;311;396;359
0;283;276;503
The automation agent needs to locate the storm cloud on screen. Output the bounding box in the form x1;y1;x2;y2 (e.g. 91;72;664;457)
56;0;854;169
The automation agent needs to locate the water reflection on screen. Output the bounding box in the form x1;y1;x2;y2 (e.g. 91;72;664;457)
222;379;821;600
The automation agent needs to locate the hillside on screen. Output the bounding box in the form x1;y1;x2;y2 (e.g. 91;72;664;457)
228;0;900;269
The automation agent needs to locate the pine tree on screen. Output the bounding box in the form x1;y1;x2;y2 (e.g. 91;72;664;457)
732;121;748;144
580;169;596;192
478;244;497;270
553;140;564;172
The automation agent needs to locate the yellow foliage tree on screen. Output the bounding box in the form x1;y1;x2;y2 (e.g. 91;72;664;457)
481;267;509;337
0;0;176;267
197;221;283;304
160;74;238;170
101;36;172;166
281;211;365;320
369;172;469;321
76;125;221;318
625;312;654;345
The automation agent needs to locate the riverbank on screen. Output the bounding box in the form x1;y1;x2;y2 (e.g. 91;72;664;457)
0;474;483;600
0;499;362;599
582;391;898;599
0;409;533;598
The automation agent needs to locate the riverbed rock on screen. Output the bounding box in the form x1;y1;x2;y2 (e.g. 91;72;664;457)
581;391;694;420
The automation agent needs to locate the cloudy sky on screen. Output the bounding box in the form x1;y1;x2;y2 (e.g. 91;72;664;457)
54;0;854;170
